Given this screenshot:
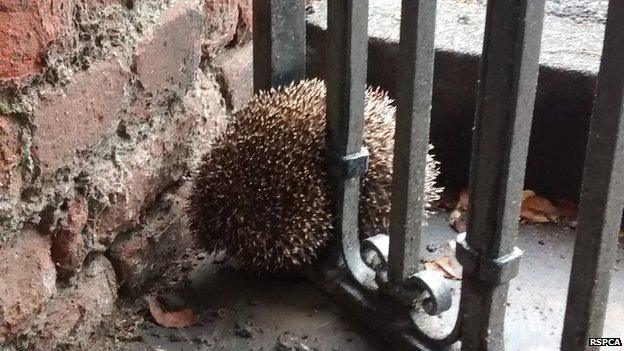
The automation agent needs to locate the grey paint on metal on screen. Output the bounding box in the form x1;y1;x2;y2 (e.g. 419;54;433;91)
561;1;624;349
325;0;377;291
252;0;306;93
388;0;437;283
459;0;545;350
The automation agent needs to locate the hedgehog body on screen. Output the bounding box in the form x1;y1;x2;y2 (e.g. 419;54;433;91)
187;79;441;273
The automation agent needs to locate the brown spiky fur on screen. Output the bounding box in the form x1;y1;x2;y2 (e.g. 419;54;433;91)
187;79;442;273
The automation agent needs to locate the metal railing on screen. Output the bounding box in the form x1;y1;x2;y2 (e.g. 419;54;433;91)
251;0;624;350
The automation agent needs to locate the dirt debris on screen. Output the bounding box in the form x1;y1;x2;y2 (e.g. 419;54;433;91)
234;320;255;338
276;332;316;351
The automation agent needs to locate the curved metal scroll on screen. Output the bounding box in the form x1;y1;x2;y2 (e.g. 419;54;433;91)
362;233;462;348
342;229;379;291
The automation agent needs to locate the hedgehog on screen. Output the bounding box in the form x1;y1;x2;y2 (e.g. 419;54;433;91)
187;79;442;274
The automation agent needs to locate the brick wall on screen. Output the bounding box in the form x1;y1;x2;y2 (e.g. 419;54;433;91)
0;0;253;348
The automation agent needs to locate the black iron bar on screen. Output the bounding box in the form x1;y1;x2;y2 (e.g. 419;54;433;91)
252;0;306;93
457;0;545;349
326;0;377;290
388;0;437;283
561;1;624;349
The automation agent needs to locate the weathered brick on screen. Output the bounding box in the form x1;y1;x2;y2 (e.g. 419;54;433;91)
0;116;20;189
51;196;88;276
0;0;72;80
93;0;131;6
33;58;129;174
212;43;253;111
26;255;117;350
93;72;227;246
108;187;192;293
233;0;252;44
0;230;56;341
134;0;204;96
202;0;239;54
95;167;167;246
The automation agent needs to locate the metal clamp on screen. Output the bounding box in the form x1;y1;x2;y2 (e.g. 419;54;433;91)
326;147;369;179
455;233;523;285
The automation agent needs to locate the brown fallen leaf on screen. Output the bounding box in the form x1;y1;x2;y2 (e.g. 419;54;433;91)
555;199;578;219
423;256;462;280
449;208;467;233
146;295;198;328
521;189;536;202
520;190;559;223
448;188;469;233
458;188;469;211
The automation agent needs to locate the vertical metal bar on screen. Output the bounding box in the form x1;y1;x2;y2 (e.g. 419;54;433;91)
561;2;624;349
387;0;437;283
326;0;377;290
459;1;544;350
252;0;306;92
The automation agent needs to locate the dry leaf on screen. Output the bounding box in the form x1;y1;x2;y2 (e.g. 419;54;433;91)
521;190;536;202
449;208;467;233
555;199;578;219
521;191;559;223
448;189;562;230
146;295;198;328
423;256;462;280
458;188;469;211
448;188;469;233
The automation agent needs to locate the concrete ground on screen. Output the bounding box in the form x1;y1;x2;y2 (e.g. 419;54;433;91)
93;249;388;351
413;213;624;350
93;211;623;350
309;0;608;73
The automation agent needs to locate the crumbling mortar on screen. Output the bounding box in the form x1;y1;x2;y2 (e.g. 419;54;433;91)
0;0;206;247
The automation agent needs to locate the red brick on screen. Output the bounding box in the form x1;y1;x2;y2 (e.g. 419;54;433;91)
234;0;252;44
108;186;192;293
0;115;19;189
203;0;239;54
26;255;117;350
0;230;56;341
93;141;181;245
93;0;130;5
95;73;227;245
0;0;72;80
95;171;161;246
51;196;88;276
33;58;129;173
134;0;203;95
212;43;253;111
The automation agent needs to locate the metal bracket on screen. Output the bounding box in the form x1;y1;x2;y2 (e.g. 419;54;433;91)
361;234;390;270
361;234;390;287
359;233;453;316
406;270;453;315
455;233;523;285
326;147;369;179
385;270;452;316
